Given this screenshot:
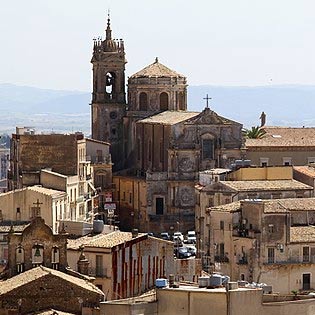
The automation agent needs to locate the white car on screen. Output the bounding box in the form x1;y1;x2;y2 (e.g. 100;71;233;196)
187;230;196;244
173;232;184;243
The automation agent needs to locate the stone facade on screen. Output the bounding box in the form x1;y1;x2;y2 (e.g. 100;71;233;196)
4;216;67;278
0;266;103;314
91;17;243;234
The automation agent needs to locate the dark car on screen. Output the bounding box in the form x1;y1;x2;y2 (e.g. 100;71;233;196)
160;232;170;240
175;247;192;259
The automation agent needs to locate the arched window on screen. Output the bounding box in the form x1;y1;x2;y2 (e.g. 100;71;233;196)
139;92;148;111
105;72;116;99
160;92;169;111
32;243;44;267
52;246;60;270
16;245;24;274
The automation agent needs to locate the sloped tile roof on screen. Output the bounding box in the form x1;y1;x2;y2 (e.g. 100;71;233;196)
221;180;312;192
294;166;315;178
0;223;29;233
290;226;315;243
67;231;146;250
130;60;185;78
246;127;315;147
0;266;103;296
138;111;200;125
253;198;315;213
27;309;75;315
207;201;241;213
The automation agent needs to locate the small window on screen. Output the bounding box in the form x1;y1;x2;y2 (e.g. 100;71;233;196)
220;220;224;230
209;198;214;207
156;197;164;215
260;158;269;167
160;141;164;163
303;246;310;263
282;157;292;166
267;247;275;264
160;92;169;110
268;224;274;233
139;92;148;111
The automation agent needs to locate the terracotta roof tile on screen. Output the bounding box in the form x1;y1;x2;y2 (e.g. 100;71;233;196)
130;60;185;78
221;180;312;191
67;231;146;250
207;201;241;213
290;226;315;243
244;198;315;213
294;166;315;178
0;266;103;296
138;111;199;125
246;127;315;147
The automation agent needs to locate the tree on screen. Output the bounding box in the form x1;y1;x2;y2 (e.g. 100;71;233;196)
242;126;266;139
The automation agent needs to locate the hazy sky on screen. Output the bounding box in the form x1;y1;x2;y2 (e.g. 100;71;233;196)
1;0;315;91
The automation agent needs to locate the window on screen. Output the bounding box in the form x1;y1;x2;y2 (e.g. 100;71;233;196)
303;246;310;263
308;157;315;165
220;220;224;230
282;157;292;166
267;247;275;264
139;92;148;111
96;255;104;277
160;92;169;110
268;224;274;233
52;247;60;270
178;91;185;110
260;158;269;167
202;139;214;160
129;193;132;204
156;197;164;215
209;198;214;207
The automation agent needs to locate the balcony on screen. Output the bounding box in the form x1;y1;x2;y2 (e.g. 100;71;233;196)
214;255;229;263
265;255;315;265
85;155;111;165
89;267;108;278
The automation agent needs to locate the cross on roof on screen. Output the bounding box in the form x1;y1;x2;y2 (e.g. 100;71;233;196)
203;94;212;109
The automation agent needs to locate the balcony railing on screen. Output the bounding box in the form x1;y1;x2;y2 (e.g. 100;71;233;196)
214;255;229;263
89;267;108;278
265;255;315;265
84;155;111;164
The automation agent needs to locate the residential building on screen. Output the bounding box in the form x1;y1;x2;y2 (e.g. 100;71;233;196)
201;198;315;294
67;230;175;299
0;186;67;234
245;126;315;166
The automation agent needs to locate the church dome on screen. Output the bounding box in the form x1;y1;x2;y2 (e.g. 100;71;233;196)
130;58;185;79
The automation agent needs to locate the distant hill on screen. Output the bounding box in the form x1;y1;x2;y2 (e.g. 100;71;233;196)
1;83;315;134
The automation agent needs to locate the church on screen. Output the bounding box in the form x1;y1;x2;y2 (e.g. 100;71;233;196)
91;16;243;233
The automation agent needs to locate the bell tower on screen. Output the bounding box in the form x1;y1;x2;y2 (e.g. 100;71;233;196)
91;14;126;170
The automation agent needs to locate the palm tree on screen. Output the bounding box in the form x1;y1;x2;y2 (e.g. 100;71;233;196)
242;126;266;139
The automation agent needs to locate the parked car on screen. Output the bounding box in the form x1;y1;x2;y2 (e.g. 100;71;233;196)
175;246;192;259
186;230;196;244
186;245;197;256
173;232;184;243
160;232;170;240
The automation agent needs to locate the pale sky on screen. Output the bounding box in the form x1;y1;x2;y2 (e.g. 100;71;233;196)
1;0;315;91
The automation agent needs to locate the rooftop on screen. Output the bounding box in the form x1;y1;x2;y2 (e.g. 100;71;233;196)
130;59;185;79
0;266;103;296
242;198;315;213
290;226;315;243
67;231;147;250
220;179;312;192
207;201;241;213
246;126;315;147
294;166;315;178
138;110;199;125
